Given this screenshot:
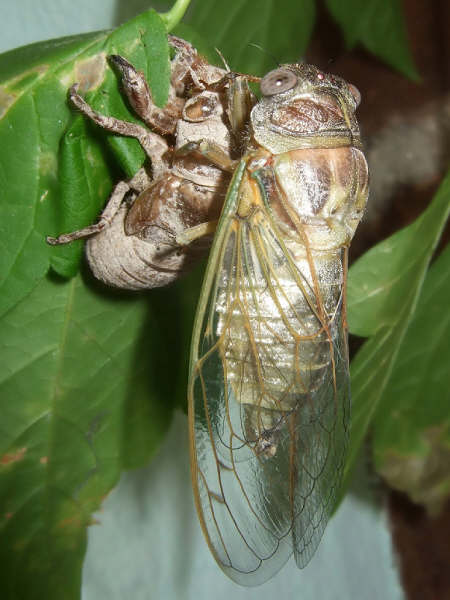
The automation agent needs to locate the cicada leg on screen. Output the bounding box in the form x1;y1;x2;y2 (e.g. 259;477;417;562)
175;219;219;246
168;35;230;92
205;70;258;140
241;403;290;459
174;140;238;172
46;168;150;245
168;35;205;91
226;73;258;137
69;84;169;176
108;55;184;136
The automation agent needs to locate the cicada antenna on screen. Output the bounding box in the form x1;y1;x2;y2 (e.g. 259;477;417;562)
212;48;261;84
211;48;261;87
248;43;280;68
215;47;231;72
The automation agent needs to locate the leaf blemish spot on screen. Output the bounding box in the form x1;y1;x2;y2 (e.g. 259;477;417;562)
40;151;57;178
61;53;107;93
0;86;17;118
1;447;27;465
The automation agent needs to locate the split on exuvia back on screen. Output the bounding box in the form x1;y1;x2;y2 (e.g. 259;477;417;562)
47;37;368;586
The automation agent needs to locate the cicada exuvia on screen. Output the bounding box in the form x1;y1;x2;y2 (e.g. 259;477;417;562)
47;36;251;288
187;63;368;585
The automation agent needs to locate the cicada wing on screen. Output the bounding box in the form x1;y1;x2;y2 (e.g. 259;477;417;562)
189;229;294;585
291;311;350;568
188;161;350;585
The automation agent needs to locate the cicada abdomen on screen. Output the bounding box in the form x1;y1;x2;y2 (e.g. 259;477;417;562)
189;64;368;585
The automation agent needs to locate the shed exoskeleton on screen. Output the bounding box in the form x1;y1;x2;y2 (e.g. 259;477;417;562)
47;36;254;288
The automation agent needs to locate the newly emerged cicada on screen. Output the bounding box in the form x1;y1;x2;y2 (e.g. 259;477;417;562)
185;64;368;585
48;39;368;586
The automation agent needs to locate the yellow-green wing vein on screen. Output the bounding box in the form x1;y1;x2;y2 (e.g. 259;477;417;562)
188;160;350;585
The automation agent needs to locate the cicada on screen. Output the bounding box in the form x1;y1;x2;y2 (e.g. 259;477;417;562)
186;64;368;585
47;36;250;288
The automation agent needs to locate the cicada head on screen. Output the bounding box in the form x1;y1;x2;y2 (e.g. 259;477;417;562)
251;63;362;154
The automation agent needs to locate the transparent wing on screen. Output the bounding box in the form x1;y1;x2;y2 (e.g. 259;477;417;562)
188;162;350;585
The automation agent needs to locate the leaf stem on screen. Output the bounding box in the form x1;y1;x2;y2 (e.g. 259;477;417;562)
160;0;191;31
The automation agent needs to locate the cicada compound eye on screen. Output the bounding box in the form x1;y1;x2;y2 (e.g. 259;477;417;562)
260;68;298;96
348;83;361;108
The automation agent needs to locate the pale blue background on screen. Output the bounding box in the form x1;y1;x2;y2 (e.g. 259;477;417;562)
82;413;405;600
2;3;405;599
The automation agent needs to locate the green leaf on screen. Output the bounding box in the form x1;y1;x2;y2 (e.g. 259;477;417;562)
325;0;419;80
0;68;71;317
341;171;450;498
186;0;316;75
373;244;450;514
346;213;447;338
0;32;105;83
0;272;176;599
0;9;171;309
0;7;202;596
